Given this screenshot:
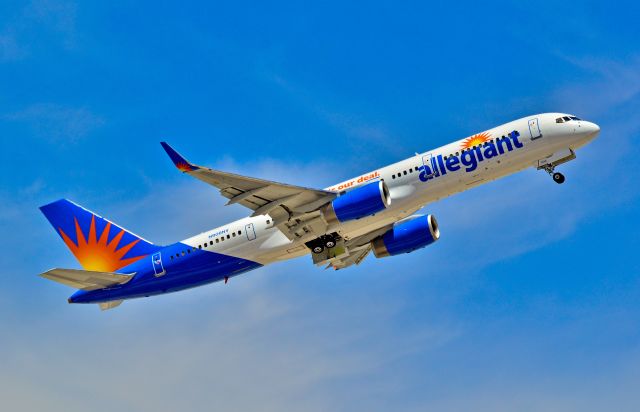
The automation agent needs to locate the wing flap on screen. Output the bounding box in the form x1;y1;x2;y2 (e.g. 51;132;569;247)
325;245;372;270
40;268;133;291
99;300;124;311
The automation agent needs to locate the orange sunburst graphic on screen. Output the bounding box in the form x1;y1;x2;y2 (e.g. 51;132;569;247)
461;132;491;150
175;161;194;172
58;215;146;272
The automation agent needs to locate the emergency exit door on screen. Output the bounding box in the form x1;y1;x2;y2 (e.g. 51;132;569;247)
245;223;256;241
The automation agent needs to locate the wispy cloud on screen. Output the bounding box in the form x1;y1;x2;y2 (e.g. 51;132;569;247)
269;74;406;160
553;55;640;117
0;0;78;61
0;254;460;412
3;103;104;142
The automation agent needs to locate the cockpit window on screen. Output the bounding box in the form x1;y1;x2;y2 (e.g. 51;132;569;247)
557;115;582;123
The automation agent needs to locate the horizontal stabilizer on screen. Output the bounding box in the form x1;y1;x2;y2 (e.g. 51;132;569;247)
40;268;133;291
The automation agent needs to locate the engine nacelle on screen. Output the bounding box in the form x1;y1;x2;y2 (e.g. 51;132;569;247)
323;181;391;225
372;214;440;258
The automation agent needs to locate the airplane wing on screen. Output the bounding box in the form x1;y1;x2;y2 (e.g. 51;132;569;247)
40;268;133;291
161;142;337;238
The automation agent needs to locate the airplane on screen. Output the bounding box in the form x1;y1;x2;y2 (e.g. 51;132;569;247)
39;113;600;310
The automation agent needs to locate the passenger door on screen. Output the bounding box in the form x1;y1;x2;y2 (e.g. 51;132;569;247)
421;154;439;178
528;118;542;140
152;252;165;277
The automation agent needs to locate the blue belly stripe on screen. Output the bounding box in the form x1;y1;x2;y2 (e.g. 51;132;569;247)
69;242;262;303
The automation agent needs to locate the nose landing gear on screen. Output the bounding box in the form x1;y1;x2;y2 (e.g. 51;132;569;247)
552;172;565;184
541;164;565;184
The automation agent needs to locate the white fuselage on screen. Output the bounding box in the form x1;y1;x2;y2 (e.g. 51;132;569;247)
180;113;600;265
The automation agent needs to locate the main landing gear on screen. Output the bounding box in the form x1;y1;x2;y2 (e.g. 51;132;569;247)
541;165;565;184
307;234;338;254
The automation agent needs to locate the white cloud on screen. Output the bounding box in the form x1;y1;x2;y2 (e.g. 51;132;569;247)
553;55;640;117
0;258;461;412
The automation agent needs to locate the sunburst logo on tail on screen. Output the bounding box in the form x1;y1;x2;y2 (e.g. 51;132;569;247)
461;132;491;150
58;215;147;272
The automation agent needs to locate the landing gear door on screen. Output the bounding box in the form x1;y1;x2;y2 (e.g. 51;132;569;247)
528;118;542;140
152;252;165;277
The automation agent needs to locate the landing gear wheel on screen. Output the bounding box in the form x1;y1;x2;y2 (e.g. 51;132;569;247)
324;239;336;248
312;244;324;254
552;172;565;184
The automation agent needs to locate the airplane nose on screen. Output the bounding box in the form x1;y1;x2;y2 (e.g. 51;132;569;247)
583;121;600;138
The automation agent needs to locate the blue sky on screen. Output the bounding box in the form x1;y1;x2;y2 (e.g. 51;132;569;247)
1;1;640;410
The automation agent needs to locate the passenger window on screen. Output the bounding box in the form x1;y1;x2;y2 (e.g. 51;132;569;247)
409;168;413;173
238;230;242;235
187;249;191;254
227;234;230;239
198;245;201;249
181;251;185;256
221;237;224;242
392;174;396;179
232;232;236;237
403;170;407;175
216;238;219;243
210;241;213;246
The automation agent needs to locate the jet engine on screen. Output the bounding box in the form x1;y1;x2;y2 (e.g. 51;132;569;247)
323;181;391;225
372;214;440;258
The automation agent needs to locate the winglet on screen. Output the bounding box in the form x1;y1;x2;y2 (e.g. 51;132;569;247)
160;142;198;172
